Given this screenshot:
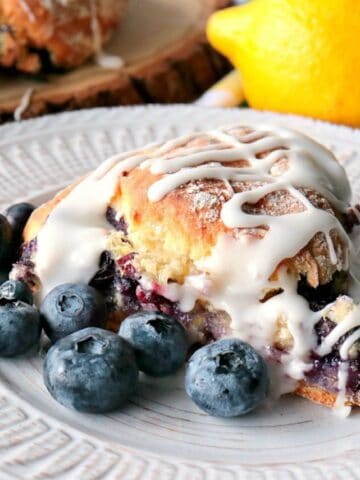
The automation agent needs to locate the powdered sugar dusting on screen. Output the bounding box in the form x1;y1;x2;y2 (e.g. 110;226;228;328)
185;181;227;223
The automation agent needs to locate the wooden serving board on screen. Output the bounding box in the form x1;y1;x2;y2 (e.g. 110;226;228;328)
0;0;230;123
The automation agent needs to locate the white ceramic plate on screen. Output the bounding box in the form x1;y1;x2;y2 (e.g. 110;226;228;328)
1;106;360;480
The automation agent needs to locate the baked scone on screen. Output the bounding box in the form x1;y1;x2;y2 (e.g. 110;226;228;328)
11;124;360;414
0;0;128;73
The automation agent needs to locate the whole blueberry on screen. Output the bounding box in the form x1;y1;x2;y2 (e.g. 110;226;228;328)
0;280;33;305
119;311;188;376
40;283;107;343
0;301;41;357
5;203;34;240
44;327;139;413
0;214;12;264
185;339;269;417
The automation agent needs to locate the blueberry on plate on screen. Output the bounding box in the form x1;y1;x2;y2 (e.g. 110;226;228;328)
185;338;269;417
0;280;33;305
0;301;41;357
0;214;12;264
40;283;106;343
119;311;188;376
44;327;139;413
5;203;34;240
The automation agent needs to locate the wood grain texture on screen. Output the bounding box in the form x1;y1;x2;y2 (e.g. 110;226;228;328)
0;0;231;123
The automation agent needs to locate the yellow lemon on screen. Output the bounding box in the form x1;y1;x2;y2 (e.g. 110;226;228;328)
207;1;360;126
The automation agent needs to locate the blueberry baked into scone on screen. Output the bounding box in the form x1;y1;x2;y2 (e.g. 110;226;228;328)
10;124;360;415
0;0;128;73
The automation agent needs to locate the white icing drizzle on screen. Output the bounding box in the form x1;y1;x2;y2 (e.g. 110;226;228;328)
147;127;350;199
36;145;158;299
326;306;360;417
19;0;36;22
41;0;75;8
340;329;360;359
316;308;360;357
90;0;124;70
14;89;33;122
34;123;360;409
335;362;351;417
90;0;103;56
194;241;320;381
96;53;124;69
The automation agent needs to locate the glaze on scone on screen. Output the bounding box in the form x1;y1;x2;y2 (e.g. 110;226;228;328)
11;124;360;414
0;0;127;73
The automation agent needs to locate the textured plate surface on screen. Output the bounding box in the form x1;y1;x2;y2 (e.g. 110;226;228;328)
0;106;360;479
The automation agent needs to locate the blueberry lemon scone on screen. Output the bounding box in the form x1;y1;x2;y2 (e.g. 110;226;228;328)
11;124;360;413
0;0;128;73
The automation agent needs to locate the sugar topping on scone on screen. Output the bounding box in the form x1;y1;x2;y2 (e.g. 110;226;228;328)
11;124;360;415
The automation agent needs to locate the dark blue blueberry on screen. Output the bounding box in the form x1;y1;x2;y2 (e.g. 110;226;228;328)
5;203;35;263
44;327;139;413
0;214;12;264
5;203;34;240
40;283;106;343
297;274;347;312
0;301;41;357
89;251;115;292
106;207;128;234
0;280;33;305
119;311;188;376
185;339;269;417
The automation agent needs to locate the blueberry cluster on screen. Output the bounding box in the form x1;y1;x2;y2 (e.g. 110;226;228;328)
42;294;269;416
43;294;189;412
0;202;269;417
0;280;40;356
4;280;269;416
0;203;41;356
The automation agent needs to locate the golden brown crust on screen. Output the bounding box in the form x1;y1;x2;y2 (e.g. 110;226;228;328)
295;296;360;407
296;382;359;407
0;0;128;73
295;382;339;407
24;178;80;240
25;128;348;288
